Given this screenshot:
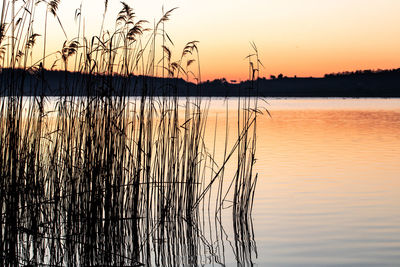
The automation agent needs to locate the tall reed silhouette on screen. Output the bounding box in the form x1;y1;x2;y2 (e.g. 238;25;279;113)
0;1;262;265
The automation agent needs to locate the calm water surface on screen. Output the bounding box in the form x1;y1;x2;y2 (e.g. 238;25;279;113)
12;97;400;266
223;98;400;266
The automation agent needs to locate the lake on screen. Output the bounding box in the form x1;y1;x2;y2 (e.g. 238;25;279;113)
1;97;400;266
226;98;400;266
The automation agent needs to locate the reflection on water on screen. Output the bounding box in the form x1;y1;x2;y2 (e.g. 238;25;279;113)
245;98;400;266
2;97;400;266
158;97;399;266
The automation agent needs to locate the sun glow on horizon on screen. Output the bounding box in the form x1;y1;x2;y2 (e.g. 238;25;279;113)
1;0;400;81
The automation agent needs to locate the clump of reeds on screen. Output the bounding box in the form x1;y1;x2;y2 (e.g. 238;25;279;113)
0;1;261;266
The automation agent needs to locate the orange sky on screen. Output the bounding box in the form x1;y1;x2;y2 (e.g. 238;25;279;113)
7;0;400;81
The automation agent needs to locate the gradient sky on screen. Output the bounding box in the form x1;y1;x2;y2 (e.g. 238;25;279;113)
26;0;400;80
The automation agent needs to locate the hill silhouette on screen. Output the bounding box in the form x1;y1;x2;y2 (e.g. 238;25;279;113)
1;68;400;97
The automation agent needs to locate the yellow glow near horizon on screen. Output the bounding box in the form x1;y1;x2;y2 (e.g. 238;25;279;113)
4;0;400;80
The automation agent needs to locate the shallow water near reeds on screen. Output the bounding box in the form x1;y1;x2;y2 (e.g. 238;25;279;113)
3;97;400;266
233;98;400;266
198;97;400;266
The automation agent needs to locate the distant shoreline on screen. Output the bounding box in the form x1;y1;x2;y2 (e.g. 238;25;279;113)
1;68;400;97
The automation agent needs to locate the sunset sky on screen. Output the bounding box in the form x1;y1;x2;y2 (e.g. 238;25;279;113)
17;0;400;80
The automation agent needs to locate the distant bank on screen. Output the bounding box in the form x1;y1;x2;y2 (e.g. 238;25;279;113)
1;68;400;97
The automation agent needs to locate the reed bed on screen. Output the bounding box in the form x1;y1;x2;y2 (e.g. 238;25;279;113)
0;1;261;266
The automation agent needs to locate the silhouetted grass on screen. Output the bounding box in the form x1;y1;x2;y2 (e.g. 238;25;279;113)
0;1;261;266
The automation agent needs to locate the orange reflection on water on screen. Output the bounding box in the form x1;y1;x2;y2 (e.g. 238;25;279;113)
207;99;400;265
